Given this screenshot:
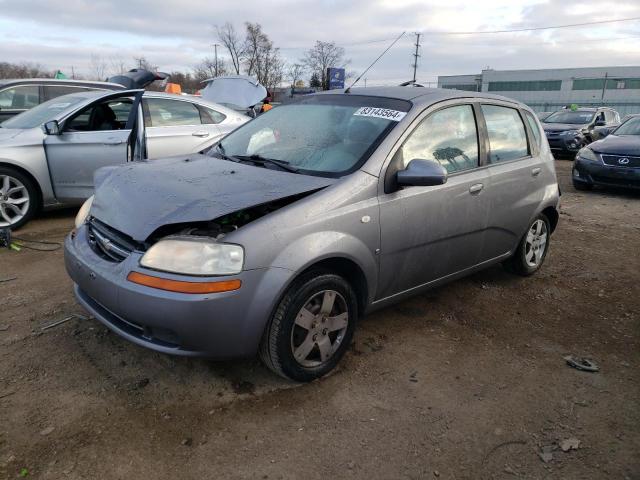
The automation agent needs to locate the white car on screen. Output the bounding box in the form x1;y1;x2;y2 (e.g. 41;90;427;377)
0;89;249;228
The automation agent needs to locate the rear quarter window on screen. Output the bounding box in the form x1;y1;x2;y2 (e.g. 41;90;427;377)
524;111;542;148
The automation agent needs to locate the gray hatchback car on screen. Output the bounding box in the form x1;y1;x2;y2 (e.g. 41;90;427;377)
64;87;560;381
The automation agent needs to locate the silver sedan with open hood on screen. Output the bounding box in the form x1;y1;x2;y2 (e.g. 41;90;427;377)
65;87;560;381
0;89;248;229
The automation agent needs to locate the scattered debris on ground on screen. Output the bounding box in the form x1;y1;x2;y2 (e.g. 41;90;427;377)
564;355;600;372
560;437;581;452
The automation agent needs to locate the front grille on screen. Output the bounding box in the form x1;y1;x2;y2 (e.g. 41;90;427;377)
87;218;139;262
601;154;640;168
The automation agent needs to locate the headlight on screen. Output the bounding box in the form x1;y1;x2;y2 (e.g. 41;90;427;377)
577;147;599;162
74;195;94;228
559;130;580;136
140;237;244;276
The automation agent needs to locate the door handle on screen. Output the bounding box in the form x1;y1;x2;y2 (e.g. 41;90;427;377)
103;140;124;146
531;167;542;177
469;183;484;194
192;131;210;138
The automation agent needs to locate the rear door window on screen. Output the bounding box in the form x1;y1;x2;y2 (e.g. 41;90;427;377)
0;85;39;109
146;98;202;127
481;105;529;163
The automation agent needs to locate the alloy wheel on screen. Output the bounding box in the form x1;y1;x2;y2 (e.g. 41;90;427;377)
290;289;350;367
524;219;548;268
0;175;30;228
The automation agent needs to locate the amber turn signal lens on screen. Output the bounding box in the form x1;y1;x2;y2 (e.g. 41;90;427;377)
127;271;241;294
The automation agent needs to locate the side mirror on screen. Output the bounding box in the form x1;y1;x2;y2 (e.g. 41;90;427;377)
44;120;61;135
595;119;606;127
397;159;448;187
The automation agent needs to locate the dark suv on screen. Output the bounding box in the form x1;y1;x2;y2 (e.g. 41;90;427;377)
542;107;620;157
0;79;125;122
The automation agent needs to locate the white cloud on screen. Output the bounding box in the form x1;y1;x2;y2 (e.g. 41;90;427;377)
1;0;639;83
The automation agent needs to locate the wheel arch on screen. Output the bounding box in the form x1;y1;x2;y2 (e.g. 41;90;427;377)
541;205;559;233
296;256;369;317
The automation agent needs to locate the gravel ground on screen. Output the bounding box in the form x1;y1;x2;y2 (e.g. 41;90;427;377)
0;160;638;479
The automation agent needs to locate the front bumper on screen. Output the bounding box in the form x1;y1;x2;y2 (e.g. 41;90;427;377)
64;226;292;358
573;158;640;189
545;132;586;154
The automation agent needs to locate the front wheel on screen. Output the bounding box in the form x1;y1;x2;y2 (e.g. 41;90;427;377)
0;167;39;230
503;214;551;276
259;271;357;382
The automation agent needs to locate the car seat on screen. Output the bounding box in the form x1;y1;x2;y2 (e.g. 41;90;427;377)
89;104;119;131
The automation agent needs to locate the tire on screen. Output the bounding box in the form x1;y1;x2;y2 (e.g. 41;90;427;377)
259;270;358;382
503;213;551;276
0;166;39;230
573;179;593;191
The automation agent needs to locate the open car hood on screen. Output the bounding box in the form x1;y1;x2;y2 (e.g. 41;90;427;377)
200;75;267;109
107;69;170;89
91;155;335;242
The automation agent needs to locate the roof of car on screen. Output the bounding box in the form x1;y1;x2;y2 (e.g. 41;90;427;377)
0;78;125;89
314;86;521;106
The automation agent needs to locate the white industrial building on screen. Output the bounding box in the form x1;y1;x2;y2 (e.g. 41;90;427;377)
438;66;640;116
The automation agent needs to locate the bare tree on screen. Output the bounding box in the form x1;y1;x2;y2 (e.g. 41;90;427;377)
287;63;305;88
242;22;285;91
216;22;243;75
302;41;349;90
133;56;157;72
0;62;53;79
88;54;108;80
108;55;128;76
193;57;228;82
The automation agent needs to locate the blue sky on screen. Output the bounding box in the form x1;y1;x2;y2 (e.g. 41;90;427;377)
1;0;639;84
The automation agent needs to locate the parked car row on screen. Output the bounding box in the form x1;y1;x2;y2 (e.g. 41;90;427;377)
572;114;640;191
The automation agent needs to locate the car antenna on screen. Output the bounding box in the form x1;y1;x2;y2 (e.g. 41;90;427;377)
344;31;406;94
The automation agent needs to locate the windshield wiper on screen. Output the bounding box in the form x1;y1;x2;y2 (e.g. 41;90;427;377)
214;143;241;163
234;154;299;173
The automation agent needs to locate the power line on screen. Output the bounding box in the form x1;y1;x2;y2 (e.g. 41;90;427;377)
278;16;640;52
420;16;640;35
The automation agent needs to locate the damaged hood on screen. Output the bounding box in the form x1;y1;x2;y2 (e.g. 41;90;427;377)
91;155;336;241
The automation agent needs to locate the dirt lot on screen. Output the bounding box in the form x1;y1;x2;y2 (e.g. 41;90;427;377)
0;160;638;479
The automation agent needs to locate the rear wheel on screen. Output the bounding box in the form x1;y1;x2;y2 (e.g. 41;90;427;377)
573;179;593;191
503;214;551;276
259;271;357;382
0;167;38;230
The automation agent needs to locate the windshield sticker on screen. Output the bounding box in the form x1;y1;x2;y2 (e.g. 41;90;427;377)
354;107;406;122
48;103;71;109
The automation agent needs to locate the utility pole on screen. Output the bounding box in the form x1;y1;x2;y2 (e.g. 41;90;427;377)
213;43;220;77
412;32;421;83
